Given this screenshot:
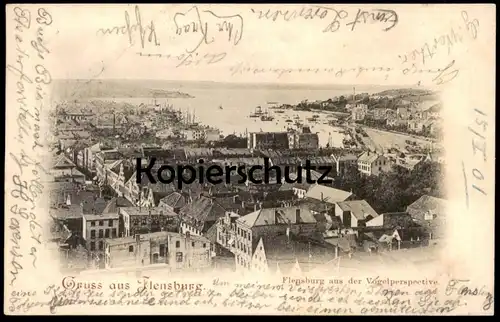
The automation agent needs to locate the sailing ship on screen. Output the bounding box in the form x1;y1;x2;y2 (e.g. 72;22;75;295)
260;111;274;121
249;106;265;118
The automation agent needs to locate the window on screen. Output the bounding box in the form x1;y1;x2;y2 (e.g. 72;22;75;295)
91;230;96;238
105;229;110;238
98;230;104;238
191;242;195;247
203;243;206;248
90;241;95;251
176;252;183;262
99;221;104;226
159;244;166;257
91;221;96;227
112;228;117;237
129;245;134;252
176;241;180;248
99;241;103;250
108;219;113;226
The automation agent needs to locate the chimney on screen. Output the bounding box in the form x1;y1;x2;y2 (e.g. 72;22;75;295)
321;192;324;201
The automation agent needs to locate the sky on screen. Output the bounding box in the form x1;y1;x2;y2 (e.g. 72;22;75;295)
6;4;494;86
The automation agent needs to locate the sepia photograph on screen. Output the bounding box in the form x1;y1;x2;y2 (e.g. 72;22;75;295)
5;3;495;315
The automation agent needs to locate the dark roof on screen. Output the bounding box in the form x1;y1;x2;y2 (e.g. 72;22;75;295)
204;223;218;243
159;192;187;209
259;233;336;273
179;196;228;231
102;197;134;214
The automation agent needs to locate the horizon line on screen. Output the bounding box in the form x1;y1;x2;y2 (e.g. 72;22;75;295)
51;78;438;91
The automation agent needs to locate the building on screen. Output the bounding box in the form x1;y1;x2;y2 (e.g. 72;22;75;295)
351;104;368;121
247;132;289;150
179;196;228;236
82;211;120;268
357;152;391;176
158;192;187;214
183;127;205;141
231;206;317;272
364;212;427;249
287;128;319;150
95;149;123;185
106;160;135;197
304;184;353;205
215;211;241;254
334;200;379;228
104;231;212;270
205;128;221;142
57;111;95;123
406;195;448;240
407;119;425;133
50;154;86;183
119;207;178;237
251;233;336;275
332;153;358;177
396;107;410;119
372;108;389;120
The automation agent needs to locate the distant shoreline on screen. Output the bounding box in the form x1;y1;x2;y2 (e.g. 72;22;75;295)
52;79;439;92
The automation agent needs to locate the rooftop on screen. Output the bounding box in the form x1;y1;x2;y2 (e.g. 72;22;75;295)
237;206;316;228
305;184;352;204
337;200;379;221
105;231;210;247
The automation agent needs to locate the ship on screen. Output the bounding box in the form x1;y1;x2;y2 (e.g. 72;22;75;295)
260;111;274;122
249;106;264;118
219;105;223;110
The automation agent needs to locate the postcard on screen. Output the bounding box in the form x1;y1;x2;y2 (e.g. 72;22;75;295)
4;3;495;315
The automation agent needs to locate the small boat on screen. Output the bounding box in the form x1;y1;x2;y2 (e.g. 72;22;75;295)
219;105;223;110
285;119;293;123
274;110;285;114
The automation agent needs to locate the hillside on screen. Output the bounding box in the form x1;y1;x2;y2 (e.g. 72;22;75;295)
375;88;440;101
52;79;194;100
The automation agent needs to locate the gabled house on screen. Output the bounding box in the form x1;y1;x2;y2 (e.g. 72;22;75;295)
357;151;391;176
304;184;353;205
406;195;448;241
179;196;228;236
232;206;317;272
158;192;188;214
250;233;336;275
335;200;379;228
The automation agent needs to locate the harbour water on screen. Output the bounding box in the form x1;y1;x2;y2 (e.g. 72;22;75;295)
93;82;392;147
